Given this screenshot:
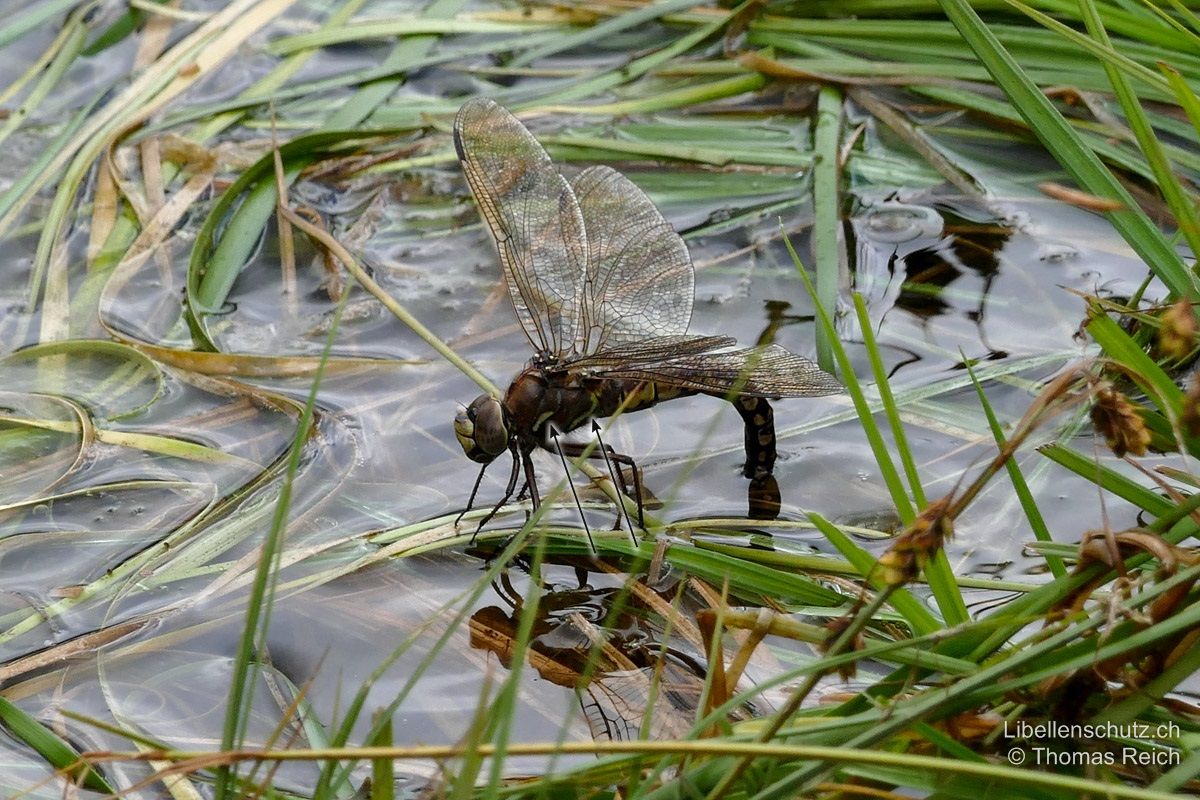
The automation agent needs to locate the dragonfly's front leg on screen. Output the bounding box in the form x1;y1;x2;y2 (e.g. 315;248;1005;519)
455;462;490;527
468;444;522;542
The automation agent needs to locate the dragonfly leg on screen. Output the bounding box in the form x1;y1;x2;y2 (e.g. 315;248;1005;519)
470;446;522;542
559;441;645;531
602;449;645;531
733;396;777;478
455;462;490;528
521;447;541;512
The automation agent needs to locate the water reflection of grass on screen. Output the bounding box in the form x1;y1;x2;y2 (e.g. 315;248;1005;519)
0;0;1197;797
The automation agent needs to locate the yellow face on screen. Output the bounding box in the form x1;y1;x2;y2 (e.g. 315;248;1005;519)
454;394;509;463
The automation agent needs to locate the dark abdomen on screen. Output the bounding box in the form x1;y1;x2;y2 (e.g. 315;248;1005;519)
592;379;695;418
732;396;777;478
597;380;778;477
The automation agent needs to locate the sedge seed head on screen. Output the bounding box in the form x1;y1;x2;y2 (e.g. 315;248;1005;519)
1090;384;1150;458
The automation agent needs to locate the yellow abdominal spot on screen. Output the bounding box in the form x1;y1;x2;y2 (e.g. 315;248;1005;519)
629;383;657;407
655;384;684;402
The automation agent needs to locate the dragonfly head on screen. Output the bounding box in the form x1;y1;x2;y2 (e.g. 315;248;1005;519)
454;394;510;463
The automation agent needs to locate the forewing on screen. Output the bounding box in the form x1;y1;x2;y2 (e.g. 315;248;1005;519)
571;166;693;354
454;98;587;355
568;334;735;369
590;344;842;398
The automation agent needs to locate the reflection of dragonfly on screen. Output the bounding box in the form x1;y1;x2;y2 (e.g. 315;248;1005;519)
470;575;702;742
452;99;840;535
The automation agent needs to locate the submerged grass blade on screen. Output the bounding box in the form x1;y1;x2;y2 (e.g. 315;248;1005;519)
214;267;348;800
188;0;466;348
811;84;843;372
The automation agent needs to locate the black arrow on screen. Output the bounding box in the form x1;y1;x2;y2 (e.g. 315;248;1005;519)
593;420;637;545
550;427;596;552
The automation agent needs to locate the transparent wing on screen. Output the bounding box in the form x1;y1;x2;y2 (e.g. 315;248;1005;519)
581;668;696;742
570;166;694;354
454;98;586;356
590;343;843;398
567;334;735;369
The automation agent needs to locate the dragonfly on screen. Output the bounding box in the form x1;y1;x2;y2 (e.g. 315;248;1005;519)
451;98;841;541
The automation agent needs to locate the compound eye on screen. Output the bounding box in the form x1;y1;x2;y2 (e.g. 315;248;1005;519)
469;395;509;457
454;395;508;463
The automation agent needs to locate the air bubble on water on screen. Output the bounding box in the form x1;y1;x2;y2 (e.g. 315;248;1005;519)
1038;243;1080;263
860;203;942;243
856;470;870;481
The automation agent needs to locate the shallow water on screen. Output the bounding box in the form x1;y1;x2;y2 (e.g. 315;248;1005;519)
0;4;1191;796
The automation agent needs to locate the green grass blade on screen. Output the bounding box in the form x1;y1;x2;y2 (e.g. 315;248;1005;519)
811;85;843;371
0;7;86;152
935;0;1198;299
534;0;757;107
1159;62;1200;141
852;294;926;508
1038;442;1174;516
784;231;916;524
786;232;969;626
807;512;941;634
1087;309;1185;420
1076;0;1200;261
0;697;113;793
267;18;536;54
963;359;1066;578
213;282;348;800
1001;0;1177;94
0;0;84;50
369;712;395;800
